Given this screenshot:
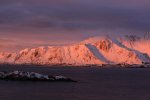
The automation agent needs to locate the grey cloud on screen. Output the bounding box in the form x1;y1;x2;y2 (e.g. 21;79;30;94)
0;0;149;33
0;0;150;52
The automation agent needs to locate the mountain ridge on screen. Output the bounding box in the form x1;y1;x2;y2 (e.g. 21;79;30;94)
0;35;150;66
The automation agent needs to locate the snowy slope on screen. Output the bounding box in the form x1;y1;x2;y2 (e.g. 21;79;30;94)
0;35;150;65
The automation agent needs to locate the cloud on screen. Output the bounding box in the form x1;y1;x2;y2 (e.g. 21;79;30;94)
0;0;150;52
0;0;149;32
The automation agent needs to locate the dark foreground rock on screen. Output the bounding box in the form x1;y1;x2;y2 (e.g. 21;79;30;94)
0;71;76;82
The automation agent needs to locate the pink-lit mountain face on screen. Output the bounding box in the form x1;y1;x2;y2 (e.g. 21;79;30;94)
0;35;150;65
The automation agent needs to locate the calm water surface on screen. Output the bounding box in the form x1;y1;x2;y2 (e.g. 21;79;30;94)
0;65;150;100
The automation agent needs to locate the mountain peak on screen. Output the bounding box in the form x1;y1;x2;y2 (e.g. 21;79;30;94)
0;35;150;66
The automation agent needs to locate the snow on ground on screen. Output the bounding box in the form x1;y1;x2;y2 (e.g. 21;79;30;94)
0;35;150;66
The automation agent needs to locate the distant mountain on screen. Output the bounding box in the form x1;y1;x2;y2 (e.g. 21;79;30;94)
0;35;150;65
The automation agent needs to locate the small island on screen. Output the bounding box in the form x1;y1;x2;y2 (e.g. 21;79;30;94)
0;71;76;82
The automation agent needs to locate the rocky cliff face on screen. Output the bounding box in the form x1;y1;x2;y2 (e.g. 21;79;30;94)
0;35;150;65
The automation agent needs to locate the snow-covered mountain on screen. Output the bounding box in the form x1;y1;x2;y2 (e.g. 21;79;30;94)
0;35;150;65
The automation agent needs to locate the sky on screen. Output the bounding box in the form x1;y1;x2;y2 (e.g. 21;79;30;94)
0;0;150;52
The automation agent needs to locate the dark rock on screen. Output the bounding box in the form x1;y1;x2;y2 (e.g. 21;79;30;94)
0;71;76;82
